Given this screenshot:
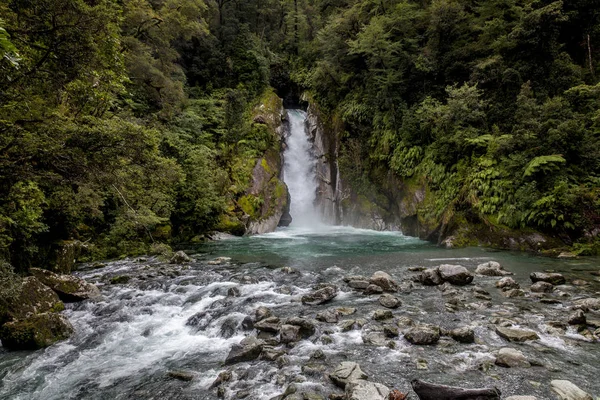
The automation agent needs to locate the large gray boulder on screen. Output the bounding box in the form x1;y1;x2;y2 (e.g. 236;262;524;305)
0;276;64;324
438;264;474;285
530;272;565;285
224;337;263;365
345;380;390;400
404;325;440;345
550;380;593;400
495;326;539;342
495;347;531;368
329;362;368;388
448;327;475;343
475;261;512;276
280;324;301;343
0;312;73;350
378;294;401;309
30;268;100;302
419;268;443;286
301;286;338;305
369;271;398;292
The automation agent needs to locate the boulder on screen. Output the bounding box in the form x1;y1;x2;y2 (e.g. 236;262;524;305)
329;362;368;388
255;306;272;322
364;284;384;295
404;325;440;345
316;309;340;323
224;337;263;365
348;280;370;290
301;286;337;305
286;317;317;338
254;316;281;333
568;310;586;325
419;268;443;286
530;281;554;293
574;298;600;311
345;380;390;400
378;294;401;309
438;264;474;286
495;326;539;342
170;250;191;264
0;312;73;350
475;261;513;276
0;276;64;324
369;271;398;292
362;331;388;346
496;277;519;291
495;348;531;368
448;327;475;343
280;324;301;344
29;268;100;302
372;309;393;321
411;380;500;400
550;380;593;400
502;289;525;298
530;272;565;285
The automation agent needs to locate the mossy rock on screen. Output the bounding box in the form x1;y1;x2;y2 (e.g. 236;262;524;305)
0;312;74;350
0;277;64;326
214;214;246;236
30;268;101;302
109;276;130;285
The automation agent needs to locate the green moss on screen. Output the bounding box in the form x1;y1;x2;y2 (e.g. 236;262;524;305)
50;302;65;313
214;214;246;236
110;275;130;285
238;194;263;219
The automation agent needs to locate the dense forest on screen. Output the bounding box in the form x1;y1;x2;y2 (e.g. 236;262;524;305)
1;0;599;272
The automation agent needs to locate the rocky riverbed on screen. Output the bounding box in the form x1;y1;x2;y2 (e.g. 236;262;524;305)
0;227;599;400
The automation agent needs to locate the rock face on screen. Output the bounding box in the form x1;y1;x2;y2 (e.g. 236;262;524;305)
345;380;390;400
475;261;512;276
411;380;501;400
404;325;440;345
438;264;474;286
495;326;539;342
0;312;73;350
0;277;64;324
369;271;398;292
329;362;368;388
301;286;338;305
30;268;100;302
550;380;593;400
530;272;566;285
495;348;531;368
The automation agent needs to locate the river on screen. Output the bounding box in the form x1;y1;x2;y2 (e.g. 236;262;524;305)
0;110;598;399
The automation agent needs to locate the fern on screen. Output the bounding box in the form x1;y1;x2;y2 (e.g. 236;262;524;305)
523;155;565;178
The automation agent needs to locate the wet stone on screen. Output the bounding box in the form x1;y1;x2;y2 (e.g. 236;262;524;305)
403;325;440;345
530;281;554;293
364;284;384;295
316;309;339;323
255;306;272;322
495;348;531;368
438;264;474;286
254;316;280;333
336;307;357;316
362;331;388;346
280;324;301;344
329;361;368;388
448;326;475;343
495;326;539;342
369;271;398;292
476;261;513;276
227;286;241;297
419;268;443;286
170;251;191;264
301;286;338;305
348;280;370;290
378;294;401;309
502;289;525;298
496;277;520;291
167;370;194;381
530;272;566;285
345;380;390;400
372;309;393;321
574;298;600;311
285;317;317;338
550;380;593;400
383;324;399;338
224;338;263;365
568;310;586;325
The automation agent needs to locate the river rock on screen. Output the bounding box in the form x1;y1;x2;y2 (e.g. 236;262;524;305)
0;276;64;324
496;277;519;291
369;271;398;292
286;317;317;338
419;267;443;286
404;325;440;345
254;316;281;333
224;337;263;365
438;264;474;286
280;324;301;343
372;309;393;320
378;294;401;308
504;397;538;400
495;326;539;342
316;309;340;323
411;379;501;400
29;268;100;302
550;380;593;400
0;312;74;350
530;272;566;285
364;284;384;295
530;281;554;293
345;380;390;400
329;362;368;388
255;306;272;322
448;327;475;343
301;286;337;305
348;280;370;290
167;370;194;381
362;331;388;346
476;261;513;276
574;298;600;311
170;250;191;264
502;289;525;298
495;347;531;368
568;310;586;325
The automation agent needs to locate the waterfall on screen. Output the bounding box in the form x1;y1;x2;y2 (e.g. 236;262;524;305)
283;109;321;227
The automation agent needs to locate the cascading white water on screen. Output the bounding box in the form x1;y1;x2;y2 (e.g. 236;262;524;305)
283;109;320;227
